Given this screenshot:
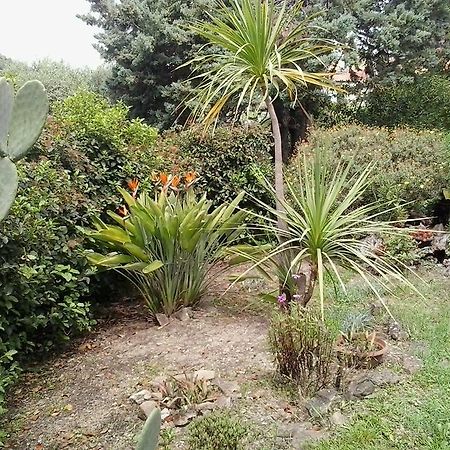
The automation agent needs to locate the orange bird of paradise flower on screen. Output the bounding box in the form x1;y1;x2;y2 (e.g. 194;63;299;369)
127;178;139;198
171;175;181;189
185;171;198;187
159;172;168;185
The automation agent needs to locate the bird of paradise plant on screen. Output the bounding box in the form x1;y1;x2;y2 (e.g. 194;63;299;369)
85;185;247;316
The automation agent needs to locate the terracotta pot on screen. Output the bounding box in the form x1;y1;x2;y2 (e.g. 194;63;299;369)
336;333;388;368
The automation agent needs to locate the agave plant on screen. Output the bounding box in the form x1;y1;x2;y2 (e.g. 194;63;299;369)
85;187;247;316
229;151;421;319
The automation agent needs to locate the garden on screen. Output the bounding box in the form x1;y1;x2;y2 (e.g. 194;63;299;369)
1;0;450;449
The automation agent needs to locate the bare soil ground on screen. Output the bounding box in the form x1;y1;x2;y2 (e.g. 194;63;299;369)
3;278;290;450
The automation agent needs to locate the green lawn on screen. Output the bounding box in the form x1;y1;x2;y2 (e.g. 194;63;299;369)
310;269;450;450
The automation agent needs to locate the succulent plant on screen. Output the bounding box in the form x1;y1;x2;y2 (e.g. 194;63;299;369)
136;408;161;450
0;77;48;221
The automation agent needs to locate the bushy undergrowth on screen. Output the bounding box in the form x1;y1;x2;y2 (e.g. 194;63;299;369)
0;91;159;410
158;125;273;213
187;412;248;450
296;125;450;220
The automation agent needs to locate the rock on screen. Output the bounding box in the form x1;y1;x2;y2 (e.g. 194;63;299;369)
196;401;216;412
161;408;171;421
431;224;448;252
402;355;423;374
369;302;383;317
173;307;191;321
155;313;170;327
129;389;152;405
387;321;403;341
361;234;385;257
214;395;232;409
305;388;339;418
194;369;215;381
345;376;376;399
330;411;348;427
214;379;240;397
172;410;197;427
370;369;402;387
139;401;157;420
291;423;329;449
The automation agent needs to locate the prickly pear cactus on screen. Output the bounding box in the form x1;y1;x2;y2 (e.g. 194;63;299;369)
0;77;48;221
136;408;161;450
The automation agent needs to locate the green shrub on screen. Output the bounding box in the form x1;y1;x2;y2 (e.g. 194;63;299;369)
296;125;450;219
187;411;248;450
158;125;273;213
0;91;160;413
86;186;247;316
383;232;419;266
269;305;335;396
362;75;450;130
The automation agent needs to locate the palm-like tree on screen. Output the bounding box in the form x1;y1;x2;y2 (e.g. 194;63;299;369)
184;0;339;232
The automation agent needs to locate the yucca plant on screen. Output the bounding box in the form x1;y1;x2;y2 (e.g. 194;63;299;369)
85;187;247;316
229;151;422;319
184;0;339;232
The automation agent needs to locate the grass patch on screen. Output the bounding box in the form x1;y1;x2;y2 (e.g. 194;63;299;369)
310;270;450;450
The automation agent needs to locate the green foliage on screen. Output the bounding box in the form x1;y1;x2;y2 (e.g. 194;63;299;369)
53;91;157;150
187;411;248;450
307;0;450;83
0;77;48;220
362;75;450;130
299;125;450;220
0;91;160;415
233;150;421;318
86;188;247;316
136;408;161;450
0;158;94;414
159;125;273;213
269;305;335;396
0;56;109;104
80;0;214;127
383;232;419;267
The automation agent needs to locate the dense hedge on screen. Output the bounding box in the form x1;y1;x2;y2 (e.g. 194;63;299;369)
362;75;450;130
0;92;159;413
158;125;274;213
294;125;450;220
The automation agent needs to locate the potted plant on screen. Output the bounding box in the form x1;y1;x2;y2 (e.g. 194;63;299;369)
336;312;388;368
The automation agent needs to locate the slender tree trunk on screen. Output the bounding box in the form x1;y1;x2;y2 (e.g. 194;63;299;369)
265;96;288;236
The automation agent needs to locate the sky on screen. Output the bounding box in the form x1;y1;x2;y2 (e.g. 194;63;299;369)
0;0;103;68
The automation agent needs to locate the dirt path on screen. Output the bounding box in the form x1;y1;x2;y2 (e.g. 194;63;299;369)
4;288;274;449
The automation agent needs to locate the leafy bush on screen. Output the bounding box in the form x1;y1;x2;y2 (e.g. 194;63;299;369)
297;125;450;219
383;232;419;266
86;183;247;316
158;125;273;213
0;91;160;411
269;306;335;396
187;411;248;450
362;75;450;130
0;159;94;411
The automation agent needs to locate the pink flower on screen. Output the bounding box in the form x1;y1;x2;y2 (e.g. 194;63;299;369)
277;293;287;305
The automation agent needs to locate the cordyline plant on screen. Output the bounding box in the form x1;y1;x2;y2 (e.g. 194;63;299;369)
228;151;423;320
85;174;247;316
184;0;340;233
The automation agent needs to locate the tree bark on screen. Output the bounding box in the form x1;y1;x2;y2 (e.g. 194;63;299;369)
265;96;288;236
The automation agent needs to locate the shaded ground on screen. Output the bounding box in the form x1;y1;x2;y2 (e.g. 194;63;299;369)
3;268;450;449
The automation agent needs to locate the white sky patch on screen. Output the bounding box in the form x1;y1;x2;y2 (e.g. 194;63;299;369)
0;0;103;68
